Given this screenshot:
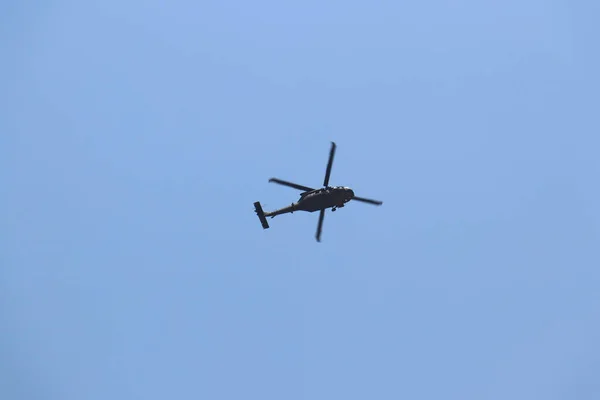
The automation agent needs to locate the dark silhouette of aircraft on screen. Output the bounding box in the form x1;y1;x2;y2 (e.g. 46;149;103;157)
254;142;382;242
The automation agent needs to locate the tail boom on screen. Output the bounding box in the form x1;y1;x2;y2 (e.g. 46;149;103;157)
264;203;297;218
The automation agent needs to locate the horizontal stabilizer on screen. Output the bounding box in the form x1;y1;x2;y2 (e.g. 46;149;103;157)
254;201;269;229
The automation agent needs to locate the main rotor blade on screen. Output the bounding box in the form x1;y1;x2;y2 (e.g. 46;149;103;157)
323;141;336;187
268;178;314;192
352;196;383;205
316;208;325;242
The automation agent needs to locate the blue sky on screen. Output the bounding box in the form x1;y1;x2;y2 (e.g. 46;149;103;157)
3;1;600;399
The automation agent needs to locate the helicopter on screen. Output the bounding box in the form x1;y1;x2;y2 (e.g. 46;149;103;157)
254;141;383;242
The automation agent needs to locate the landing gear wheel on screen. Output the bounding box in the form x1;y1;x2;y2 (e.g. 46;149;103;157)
332;207;336;212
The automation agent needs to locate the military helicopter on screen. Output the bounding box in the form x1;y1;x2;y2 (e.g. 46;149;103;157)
254;141;382;242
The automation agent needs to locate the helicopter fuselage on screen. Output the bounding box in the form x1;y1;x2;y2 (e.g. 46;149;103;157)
264;186;355;217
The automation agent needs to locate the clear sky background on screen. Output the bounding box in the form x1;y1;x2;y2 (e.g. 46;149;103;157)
3;1;600;399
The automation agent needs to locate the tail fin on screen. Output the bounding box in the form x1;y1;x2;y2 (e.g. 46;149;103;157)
254;201;269;229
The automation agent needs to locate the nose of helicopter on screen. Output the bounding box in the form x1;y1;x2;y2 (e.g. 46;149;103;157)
345;188;355;199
